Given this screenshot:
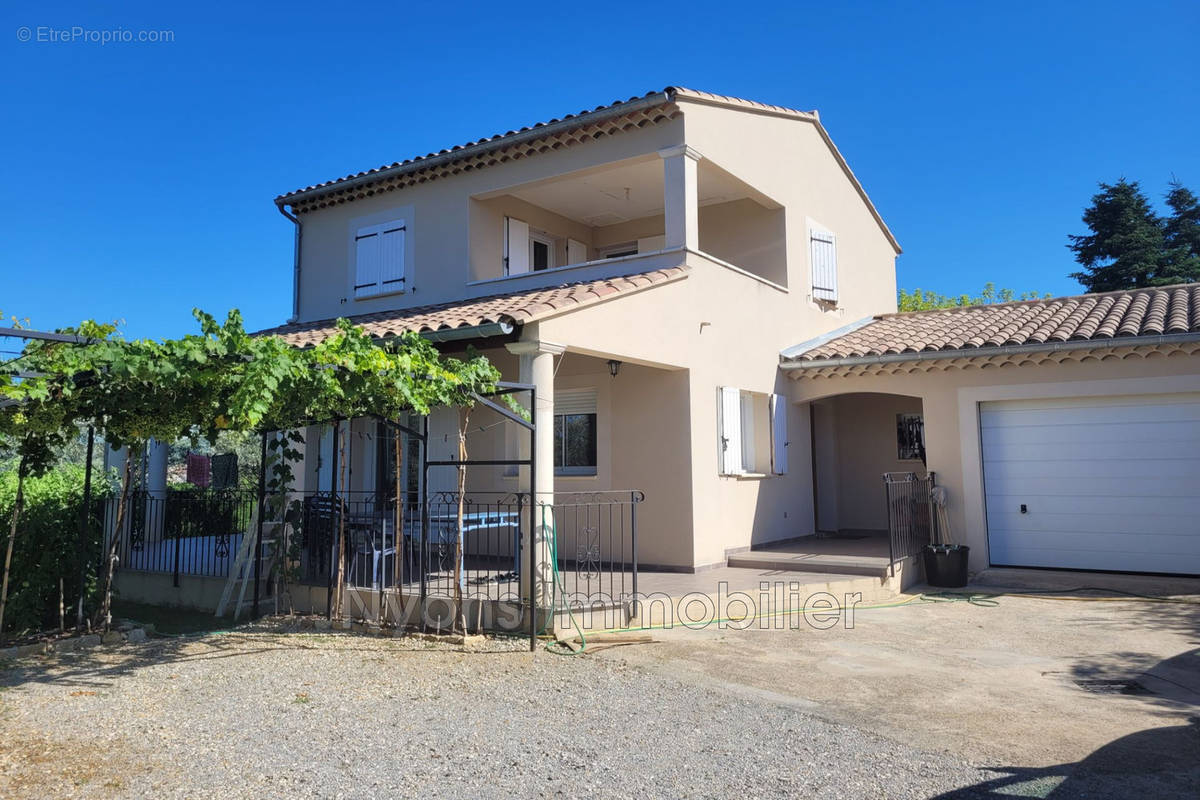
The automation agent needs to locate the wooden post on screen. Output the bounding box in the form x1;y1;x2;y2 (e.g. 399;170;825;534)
77;426;94;630
453;407;471;634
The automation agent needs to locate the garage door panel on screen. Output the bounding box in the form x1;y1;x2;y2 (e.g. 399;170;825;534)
982;393;1200;576
982;439;1200;462
981;398;1200;427
980;458;1200;481
989;529;1200;557
987;510;1197;537
981;474;1200;499
980;420;1200;447
989;544;1199;575
985;491;1200;518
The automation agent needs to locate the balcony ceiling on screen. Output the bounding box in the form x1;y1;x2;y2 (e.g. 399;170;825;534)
508;159;762;228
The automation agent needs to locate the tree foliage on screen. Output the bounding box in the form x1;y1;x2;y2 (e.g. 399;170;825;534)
1068;178;1200;292
0;462;110;634
1;308;513;633
897;283;1051;312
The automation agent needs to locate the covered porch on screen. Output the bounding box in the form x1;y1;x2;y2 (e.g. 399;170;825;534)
727;390;936;587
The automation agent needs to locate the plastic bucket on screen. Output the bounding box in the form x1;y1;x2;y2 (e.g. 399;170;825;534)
923;544;970;588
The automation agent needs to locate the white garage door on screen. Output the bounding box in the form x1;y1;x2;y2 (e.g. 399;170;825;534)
981;394;1200;575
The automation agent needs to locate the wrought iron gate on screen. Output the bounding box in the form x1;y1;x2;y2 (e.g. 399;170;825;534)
883;471;936;575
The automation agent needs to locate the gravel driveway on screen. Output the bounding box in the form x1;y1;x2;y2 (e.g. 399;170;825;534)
0;620;993;799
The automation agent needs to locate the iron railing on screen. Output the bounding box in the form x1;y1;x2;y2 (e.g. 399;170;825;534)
883;471;936;575
104;489;257;581
107;488;643;611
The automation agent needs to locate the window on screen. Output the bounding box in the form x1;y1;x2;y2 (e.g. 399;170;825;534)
530;231;555;272
355;219;406;298
719;388;788;476
897;413;925;463
810;228;837;303
599;242;638;259
554;389;597;476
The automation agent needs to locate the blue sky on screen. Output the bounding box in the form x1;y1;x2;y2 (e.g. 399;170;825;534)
2;1;1197;339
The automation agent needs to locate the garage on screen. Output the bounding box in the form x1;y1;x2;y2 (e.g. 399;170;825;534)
981;394;1200;575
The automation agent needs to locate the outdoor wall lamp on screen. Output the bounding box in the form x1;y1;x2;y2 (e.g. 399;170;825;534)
607;359;622;378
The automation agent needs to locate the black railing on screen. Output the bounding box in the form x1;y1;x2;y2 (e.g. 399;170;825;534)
108;488;643;611
544;491;641;611
104;489;258;581
883;471;936;575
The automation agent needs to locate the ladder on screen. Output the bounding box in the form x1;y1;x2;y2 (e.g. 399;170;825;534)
215;506;274;620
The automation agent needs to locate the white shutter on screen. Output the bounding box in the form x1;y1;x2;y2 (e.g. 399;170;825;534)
379;223;406;291
740;394;756;472
354;230;380;298
566;238;587;266
810;230;838;302
505;217;530;275
718;387;743;475
769;393;788;475
555;388;596;416
356;219;406;298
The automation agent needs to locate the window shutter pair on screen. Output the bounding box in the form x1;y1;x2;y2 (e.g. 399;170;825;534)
718;388;788;475
355;220;406;298
810;229;838;302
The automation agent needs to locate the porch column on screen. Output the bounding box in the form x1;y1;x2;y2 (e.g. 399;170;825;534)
506;337;563;606
659;144;701;251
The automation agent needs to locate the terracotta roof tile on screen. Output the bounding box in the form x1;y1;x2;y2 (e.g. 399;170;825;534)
275;87;820;211
256;267;687;348
785;284;1200;364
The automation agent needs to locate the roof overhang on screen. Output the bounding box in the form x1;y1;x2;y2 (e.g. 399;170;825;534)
782;331;1200;379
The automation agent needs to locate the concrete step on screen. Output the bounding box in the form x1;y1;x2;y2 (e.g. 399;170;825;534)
727;550;892;579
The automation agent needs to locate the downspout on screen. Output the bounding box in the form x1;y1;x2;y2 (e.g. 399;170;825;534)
276;201;302;323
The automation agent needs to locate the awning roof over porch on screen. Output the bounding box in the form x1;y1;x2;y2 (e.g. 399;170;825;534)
782;283;1200;370
258;266;687;347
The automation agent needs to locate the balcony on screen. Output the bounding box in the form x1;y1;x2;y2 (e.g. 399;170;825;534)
468;146;786;289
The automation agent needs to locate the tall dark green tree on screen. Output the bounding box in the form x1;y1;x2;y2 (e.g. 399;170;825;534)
1067;179;1167;292
1161;180;1200;283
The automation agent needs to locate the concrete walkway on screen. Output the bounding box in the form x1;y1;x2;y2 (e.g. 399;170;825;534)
596;579;1200;797
727;532;893;577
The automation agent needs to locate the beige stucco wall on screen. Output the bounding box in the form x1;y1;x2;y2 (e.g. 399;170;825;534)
284;99;899;570
822;393;924;532
790;351;1200;573
294;120;685;321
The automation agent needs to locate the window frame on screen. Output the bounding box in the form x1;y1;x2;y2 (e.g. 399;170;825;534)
354;218;407;299
529;229;557;272
598;242;639;259
553;388;598;477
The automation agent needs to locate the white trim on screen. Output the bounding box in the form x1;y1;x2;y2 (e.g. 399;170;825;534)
657;144;703;161
529;229;557;272
467;247;684;287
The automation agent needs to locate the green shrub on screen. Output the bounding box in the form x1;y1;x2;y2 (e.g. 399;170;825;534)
0;461;111;635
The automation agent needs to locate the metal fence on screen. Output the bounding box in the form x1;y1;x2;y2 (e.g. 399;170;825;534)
104;489;257;581
108;488;643;610
883;471;936;574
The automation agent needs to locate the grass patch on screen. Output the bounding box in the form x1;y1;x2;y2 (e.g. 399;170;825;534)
111;600;228;636
293;692;311;704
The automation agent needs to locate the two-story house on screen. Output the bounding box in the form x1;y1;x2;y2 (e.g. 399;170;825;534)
262;87;901;576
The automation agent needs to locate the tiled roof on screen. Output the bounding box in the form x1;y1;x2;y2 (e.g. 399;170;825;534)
258;267;687;347
275;87;817;212
785;284;1200;364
